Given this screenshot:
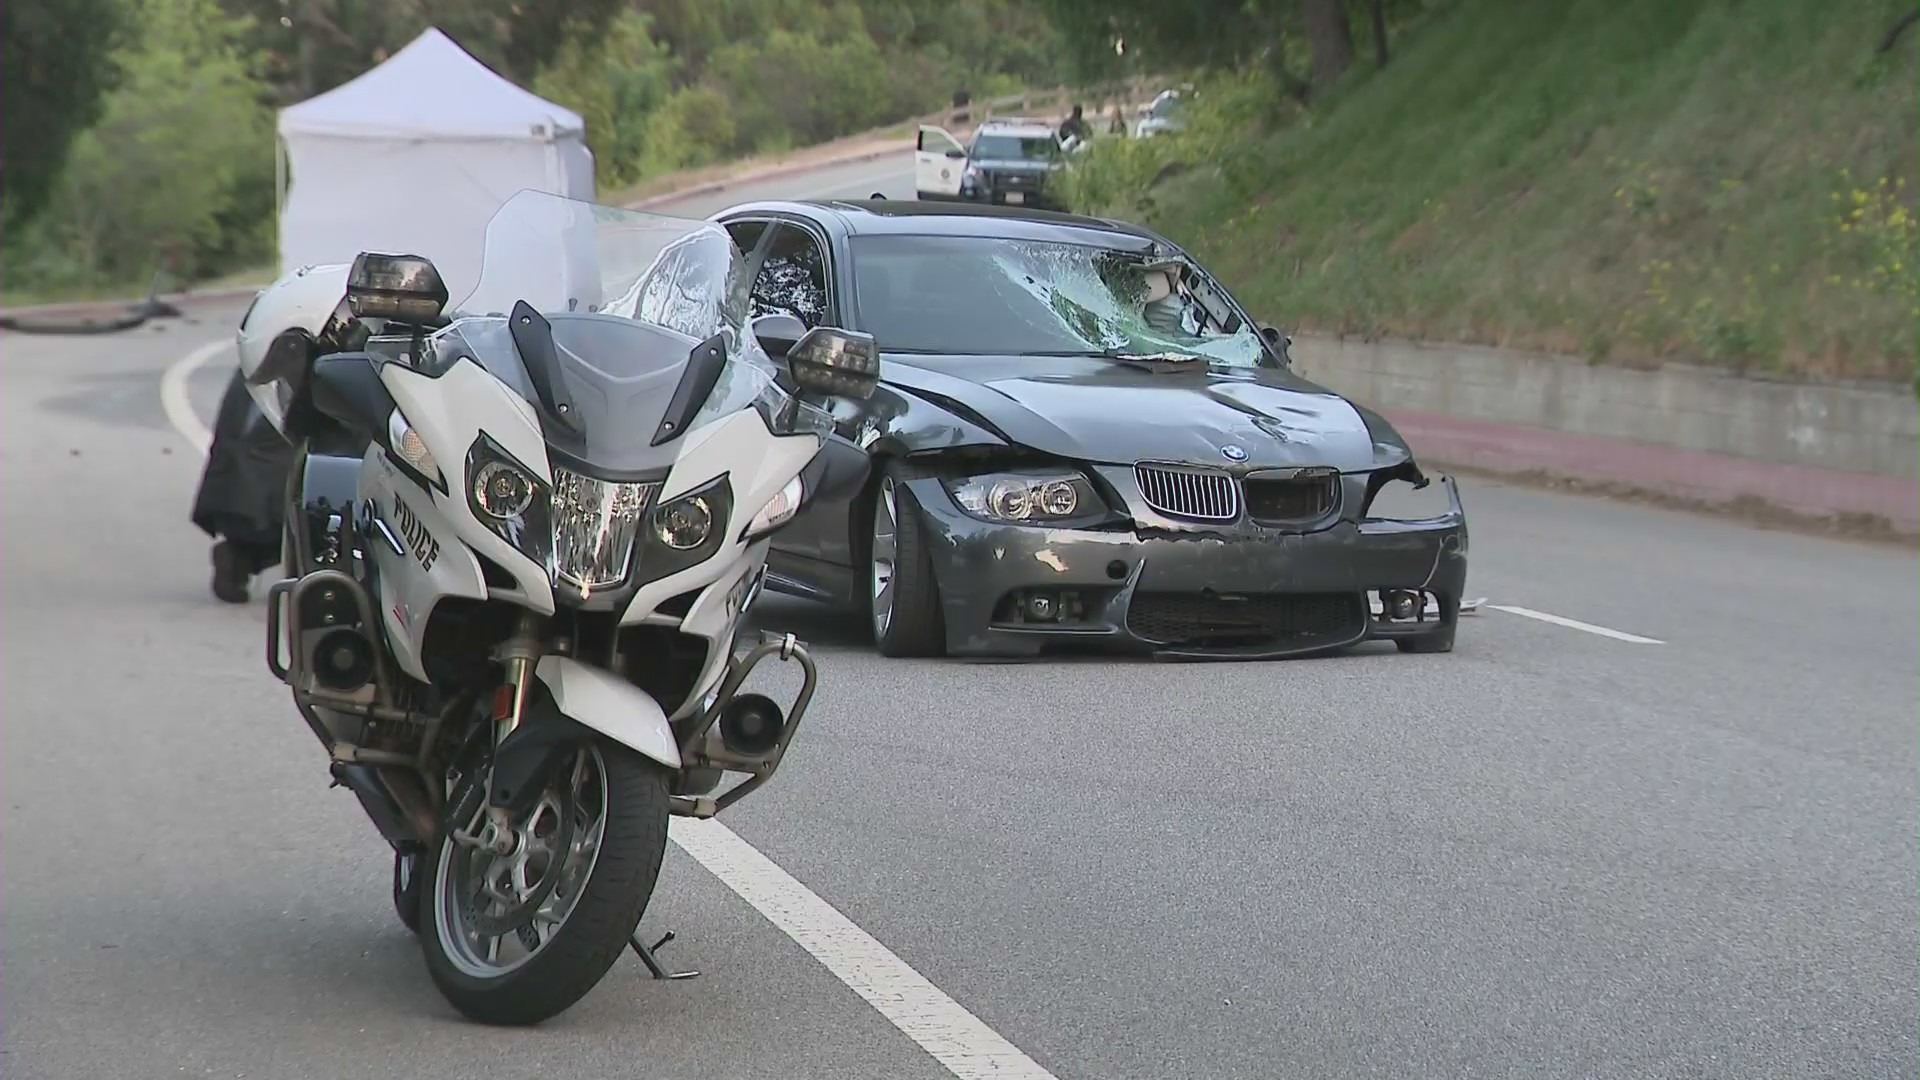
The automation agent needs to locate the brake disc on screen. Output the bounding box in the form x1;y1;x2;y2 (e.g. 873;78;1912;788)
457;774;577;938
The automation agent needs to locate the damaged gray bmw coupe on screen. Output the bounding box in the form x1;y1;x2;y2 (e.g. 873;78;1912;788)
713;199;1468;659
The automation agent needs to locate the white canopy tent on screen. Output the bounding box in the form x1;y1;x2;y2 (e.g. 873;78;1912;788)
275;28;595;303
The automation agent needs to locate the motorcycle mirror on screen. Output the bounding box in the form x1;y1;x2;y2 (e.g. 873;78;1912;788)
751;312;808;358
786;326;880;400
346;253;448;324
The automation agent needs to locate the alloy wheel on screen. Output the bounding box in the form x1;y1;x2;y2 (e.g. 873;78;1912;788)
870;477;897;639
431;747;608;979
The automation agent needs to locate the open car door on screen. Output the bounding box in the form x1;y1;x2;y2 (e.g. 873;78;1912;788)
914;126;966;199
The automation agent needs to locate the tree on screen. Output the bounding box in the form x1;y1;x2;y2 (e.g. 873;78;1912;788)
1301;0;1354;89
1037;0;1317;100
1369;0;1391;67
46;0;274;281
0;0;124;233
531;12;678;188
1039;0;1430;104
219;0;627;102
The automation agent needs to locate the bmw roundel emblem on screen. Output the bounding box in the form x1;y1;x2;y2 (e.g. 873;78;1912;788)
1221;444;1248;462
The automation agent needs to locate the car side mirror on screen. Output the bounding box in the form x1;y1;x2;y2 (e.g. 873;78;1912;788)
786;326;880;399
346;253;448;324
945;149;966;159
751;312;809;358
1261;324;1291;348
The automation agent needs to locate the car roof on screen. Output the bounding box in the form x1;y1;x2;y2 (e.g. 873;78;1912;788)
724;199;1164;251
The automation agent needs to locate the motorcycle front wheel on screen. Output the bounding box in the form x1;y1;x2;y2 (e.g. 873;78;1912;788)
420;739;670;1025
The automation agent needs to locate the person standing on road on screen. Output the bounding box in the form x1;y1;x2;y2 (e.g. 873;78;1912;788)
191;364;295;602
1058;104;1090;144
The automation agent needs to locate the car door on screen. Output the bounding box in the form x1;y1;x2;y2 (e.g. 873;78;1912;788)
914;126;966;199
736;220;872;596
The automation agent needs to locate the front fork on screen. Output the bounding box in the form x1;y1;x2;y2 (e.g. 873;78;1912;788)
494;612;543;747
458;612;547;856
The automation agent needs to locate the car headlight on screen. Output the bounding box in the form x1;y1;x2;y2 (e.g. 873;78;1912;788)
744;475;804;540
945;470;1102;524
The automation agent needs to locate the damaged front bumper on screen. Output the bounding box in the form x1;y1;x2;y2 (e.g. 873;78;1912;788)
902;472;1469;660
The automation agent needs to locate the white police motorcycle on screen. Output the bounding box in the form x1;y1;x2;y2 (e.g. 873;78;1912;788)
236;190;876;1024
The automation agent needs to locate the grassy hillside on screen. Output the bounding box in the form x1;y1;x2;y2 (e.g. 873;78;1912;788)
1061;0;1920;381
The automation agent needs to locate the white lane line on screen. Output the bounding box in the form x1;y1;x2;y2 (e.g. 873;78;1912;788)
1489;604;1665;645
161;339;228;454
160;342;1057;1080
670;818;1059;1080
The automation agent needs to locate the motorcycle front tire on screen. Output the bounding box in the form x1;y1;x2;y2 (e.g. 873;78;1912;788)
419;739;671;1025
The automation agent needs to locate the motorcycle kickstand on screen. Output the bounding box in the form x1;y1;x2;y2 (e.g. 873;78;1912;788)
629;930;699;980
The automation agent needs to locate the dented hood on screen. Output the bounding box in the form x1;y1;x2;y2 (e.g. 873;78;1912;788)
881;353;1411;472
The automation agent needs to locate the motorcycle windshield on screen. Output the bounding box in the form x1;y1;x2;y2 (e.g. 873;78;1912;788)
433;190;830;476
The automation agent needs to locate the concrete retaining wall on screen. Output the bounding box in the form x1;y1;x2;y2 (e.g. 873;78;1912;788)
1290;333;1920;530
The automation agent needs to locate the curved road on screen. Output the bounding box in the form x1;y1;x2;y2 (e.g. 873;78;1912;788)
4;155;1915;1080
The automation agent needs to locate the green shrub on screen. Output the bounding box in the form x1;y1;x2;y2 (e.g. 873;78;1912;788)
637;84;741;176
532;13;677;189
1058;0;1920;379
24;0;272;286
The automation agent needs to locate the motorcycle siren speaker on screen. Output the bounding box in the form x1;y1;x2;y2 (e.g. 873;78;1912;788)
717;693;785;757
312;627;377;692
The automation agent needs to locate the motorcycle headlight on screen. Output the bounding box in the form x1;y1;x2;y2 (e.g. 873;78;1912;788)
465;436;551;562
472;460;534;520
654;494;714;550
944;470;1103;524
744;475;804;540
632;476;734;588
550;469;659;593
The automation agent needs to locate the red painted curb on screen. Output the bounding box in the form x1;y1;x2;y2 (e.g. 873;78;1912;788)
1390;407;1919;532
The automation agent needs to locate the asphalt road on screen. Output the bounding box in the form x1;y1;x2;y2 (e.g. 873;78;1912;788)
4;154;1916;1080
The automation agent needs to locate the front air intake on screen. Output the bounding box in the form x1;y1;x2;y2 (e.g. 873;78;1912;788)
1133;463;1239;521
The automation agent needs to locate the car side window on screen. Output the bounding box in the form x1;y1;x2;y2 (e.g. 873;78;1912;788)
749;224;831;329
724;220;769;259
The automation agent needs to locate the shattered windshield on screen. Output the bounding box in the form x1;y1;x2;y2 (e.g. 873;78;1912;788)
848;235;1268;365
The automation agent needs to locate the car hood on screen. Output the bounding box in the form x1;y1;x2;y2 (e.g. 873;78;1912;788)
880;354;1411;472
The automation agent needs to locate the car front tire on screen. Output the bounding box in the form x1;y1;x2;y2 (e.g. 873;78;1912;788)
868;467;945;657
1395;625;1456;653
